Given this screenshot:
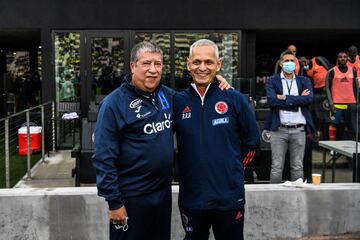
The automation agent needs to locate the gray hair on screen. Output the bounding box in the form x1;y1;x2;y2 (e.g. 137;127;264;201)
130;42;163;63
189;39;219;59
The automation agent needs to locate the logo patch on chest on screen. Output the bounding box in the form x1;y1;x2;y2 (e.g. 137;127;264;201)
215;101;228;114
143;113;172;134
182;106;192;119
212;117;229;126
158;90;170;110
129;99;143;113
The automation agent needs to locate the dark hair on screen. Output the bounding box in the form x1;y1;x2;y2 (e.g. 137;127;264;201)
280;49;295;60
348;45;358;53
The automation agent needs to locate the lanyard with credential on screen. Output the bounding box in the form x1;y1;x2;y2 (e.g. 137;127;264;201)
285;79;294;95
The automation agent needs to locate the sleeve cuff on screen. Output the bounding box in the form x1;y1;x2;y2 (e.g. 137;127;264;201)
107;198;124;210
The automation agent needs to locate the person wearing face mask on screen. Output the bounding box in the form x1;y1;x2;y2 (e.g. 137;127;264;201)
326;52;358;141
266;49;315;183
274;45;302;76
287;44;301;75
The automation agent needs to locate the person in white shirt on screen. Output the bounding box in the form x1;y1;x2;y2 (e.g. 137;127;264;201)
266;49;315;183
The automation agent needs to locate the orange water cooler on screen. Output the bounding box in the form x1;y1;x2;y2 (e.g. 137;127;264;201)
18;126;42;155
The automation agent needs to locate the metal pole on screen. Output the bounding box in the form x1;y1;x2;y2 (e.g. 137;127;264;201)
355;80;359;182
5;119;10;188
26;110;31;179
41;104;45;163
52;101;56;152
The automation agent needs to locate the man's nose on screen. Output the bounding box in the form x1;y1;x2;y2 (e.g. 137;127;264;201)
199;62;207;71
148;63;157;72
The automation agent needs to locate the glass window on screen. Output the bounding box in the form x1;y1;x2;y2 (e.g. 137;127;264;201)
6;51;30;76
213;33;239;89
54;32;81;103
6;51;35;112
135;33;171;86
90;37;125;98
37;46;42;79
54;32;81;149
173;32;240;91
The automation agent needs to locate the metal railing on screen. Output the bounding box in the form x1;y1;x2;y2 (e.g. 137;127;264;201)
0;101;54;188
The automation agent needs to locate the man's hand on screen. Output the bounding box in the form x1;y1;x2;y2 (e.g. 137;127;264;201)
301;89;310;96
216;74;234;90
109;206;128;225
276;94;286;100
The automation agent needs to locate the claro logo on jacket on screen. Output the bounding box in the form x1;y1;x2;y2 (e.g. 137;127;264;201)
143;113;172;134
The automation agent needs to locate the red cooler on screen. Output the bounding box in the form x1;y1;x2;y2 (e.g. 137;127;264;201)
18;126;42;155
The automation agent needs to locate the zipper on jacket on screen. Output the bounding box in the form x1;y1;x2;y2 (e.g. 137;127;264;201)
141;93;159;111
190;83;213;141
190;83;211;145
200;104;204;146
190;83;219;205
190;83;211;106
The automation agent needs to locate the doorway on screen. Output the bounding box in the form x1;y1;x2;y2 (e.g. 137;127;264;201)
53;31;130;148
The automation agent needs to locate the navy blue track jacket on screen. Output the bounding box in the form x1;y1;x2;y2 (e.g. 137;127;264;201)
92;76;175;210
174;81;260;210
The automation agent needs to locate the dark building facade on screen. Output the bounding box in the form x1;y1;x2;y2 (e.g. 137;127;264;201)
0;0;360;124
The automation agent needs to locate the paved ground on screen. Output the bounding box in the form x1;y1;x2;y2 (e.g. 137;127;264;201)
299;235;360;240
14;148;354;188
15;151;77;188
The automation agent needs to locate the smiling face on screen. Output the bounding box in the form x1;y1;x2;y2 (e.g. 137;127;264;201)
130;51;163;92
187;45;222;87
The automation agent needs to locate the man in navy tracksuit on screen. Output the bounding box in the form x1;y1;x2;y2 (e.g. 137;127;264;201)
174;39;260;240
92;42;175;240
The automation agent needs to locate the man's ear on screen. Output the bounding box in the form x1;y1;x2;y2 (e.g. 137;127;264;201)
216;59;222;72
130;62;135;74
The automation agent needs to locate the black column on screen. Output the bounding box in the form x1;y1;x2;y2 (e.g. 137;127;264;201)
41;28;54;103
40;28;54;152
239;31;256;97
